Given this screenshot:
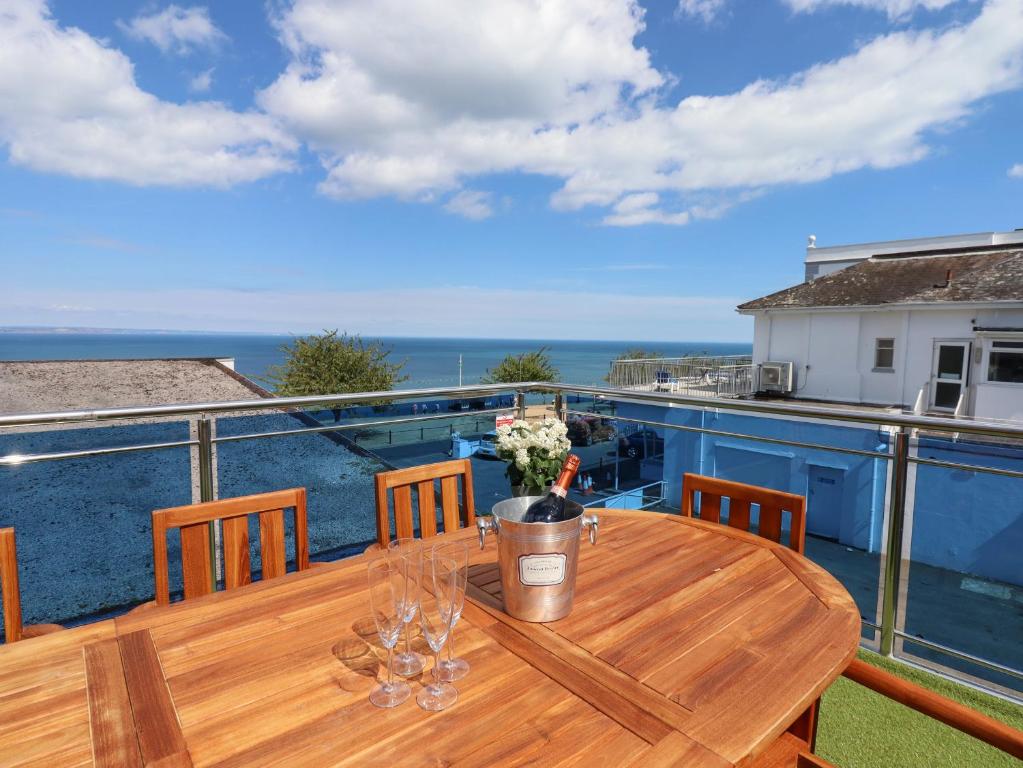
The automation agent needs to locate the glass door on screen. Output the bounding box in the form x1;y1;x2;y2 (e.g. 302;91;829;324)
929;341;970;411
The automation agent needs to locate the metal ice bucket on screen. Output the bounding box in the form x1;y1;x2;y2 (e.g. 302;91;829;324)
476;496;598;622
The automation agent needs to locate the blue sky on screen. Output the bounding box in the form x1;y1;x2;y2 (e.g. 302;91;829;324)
1;0;1021;341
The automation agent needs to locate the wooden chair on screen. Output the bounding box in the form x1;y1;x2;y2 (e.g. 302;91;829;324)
681;473;807;554
0;528;64;643
788;657;1023;765
151;488;310;606
374;459;475;546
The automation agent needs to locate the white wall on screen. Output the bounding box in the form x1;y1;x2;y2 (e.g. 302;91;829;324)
751;306;1023;416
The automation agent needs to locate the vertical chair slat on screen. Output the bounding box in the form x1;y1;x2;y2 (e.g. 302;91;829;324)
418;481;437;538
293;488;310;571
259;509;286;580
0;528;23;643
221;517;251;590
180;523;213;601
393;487;415;540
460;463;476;527
759;505;783;545
700;493;721;524
440;476;460;534
728;499;751;532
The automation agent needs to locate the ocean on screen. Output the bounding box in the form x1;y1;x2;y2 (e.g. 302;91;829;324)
0;332;751;389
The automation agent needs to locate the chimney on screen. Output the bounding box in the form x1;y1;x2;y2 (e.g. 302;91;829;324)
934;268;953;288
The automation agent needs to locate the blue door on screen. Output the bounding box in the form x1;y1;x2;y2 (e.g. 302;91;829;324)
807;465;843;540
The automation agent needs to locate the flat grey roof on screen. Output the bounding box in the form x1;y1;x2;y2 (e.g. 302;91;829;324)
0;359;268;415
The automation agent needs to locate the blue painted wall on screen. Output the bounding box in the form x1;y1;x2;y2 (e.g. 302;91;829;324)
614;402;1022;588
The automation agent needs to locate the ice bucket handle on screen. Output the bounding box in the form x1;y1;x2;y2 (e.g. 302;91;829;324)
477;515;495;550
582;513;599;546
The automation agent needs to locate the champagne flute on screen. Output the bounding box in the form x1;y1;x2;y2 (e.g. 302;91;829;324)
417;553;458;711
366;557;412;708
432;540;470;682
387;538;425;677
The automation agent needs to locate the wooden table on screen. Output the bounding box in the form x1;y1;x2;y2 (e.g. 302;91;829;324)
0;511;860;767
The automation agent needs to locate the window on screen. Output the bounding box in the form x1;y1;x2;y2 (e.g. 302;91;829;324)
874;338;895;370
987;341;1023;383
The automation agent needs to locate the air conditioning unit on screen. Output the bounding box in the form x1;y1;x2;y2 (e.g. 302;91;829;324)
758;361;795;394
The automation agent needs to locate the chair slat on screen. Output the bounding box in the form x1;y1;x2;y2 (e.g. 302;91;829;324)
0;528;23;643
374;460;475;544
440;476;460;533
393;486;415;540
728;499;751;532
418;481;437;538
180;523;213;601
759;504;783;545
222;517;251;590
700;493;721;524
259;509;287;580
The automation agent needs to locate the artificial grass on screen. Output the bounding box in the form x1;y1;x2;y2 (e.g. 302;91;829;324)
816;650;1023;767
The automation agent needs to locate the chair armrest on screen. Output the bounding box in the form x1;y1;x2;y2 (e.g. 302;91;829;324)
843;658;1023;760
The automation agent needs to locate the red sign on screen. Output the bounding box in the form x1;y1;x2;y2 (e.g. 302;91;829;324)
496;412;515;428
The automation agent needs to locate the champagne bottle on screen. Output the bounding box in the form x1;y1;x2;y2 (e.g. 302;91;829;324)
523;454;581;523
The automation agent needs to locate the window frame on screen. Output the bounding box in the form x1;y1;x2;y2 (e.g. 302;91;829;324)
873;337;896;372
984;339;1023;385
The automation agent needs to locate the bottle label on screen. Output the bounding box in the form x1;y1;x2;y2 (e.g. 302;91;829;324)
518;553;567;586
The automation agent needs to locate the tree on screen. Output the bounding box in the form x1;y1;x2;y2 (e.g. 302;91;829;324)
482;347;559;384
262;330;408;420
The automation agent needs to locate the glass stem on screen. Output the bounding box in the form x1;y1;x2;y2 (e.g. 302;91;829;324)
446;625;455;661
386;645;395;689
434;650;442;685
405;620;412;654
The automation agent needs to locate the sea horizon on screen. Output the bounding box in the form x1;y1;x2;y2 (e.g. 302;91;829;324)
0;329;752;389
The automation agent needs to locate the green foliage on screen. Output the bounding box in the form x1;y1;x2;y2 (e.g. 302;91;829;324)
481;347;559;384
261;330;408;403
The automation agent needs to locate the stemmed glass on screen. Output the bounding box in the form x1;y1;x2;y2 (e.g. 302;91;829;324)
418;552;459;711
366;556;412;708
432;540;470;682
387;538;425;677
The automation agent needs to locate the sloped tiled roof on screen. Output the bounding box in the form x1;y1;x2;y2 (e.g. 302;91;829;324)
738;249;1023;311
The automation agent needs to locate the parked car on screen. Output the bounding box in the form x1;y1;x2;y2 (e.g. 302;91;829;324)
618;429;664;459
477;430;499;458
567;416;616;446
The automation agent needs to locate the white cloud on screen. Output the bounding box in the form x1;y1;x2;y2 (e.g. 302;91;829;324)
117;5;226;55
783;0;959;19
189;68;214;93
1009;163;1023;177
443;190;493;220
677;0;729;23
1;285;750;341
0;1;295;187
258;0;1023;225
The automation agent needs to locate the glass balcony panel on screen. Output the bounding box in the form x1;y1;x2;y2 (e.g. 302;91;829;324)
0;420;193;634
900;439;1023;697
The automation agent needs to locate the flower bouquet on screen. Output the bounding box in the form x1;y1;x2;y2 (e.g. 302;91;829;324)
494;418;572;496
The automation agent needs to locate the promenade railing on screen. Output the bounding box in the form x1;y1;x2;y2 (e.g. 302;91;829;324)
607;355;754;397
1;382;1021;701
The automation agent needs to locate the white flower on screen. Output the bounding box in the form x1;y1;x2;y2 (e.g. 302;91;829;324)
514;448;529;470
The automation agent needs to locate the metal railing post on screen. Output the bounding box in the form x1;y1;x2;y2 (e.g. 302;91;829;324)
196;416;217;591
515;391;526;421
880;426;910;656
554;392;566;422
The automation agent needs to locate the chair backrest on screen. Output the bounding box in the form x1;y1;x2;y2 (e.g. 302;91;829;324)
151;488;309;606
681;473;807;553
0;528;24;643
374;459;475;546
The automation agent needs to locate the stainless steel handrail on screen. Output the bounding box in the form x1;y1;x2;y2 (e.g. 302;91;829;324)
2;381;1023;440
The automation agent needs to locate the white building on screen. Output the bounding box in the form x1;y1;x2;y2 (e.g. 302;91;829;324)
737;230;1023;421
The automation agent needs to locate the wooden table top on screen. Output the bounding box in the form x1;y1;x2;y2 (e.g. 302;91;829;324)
0;510;860;768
